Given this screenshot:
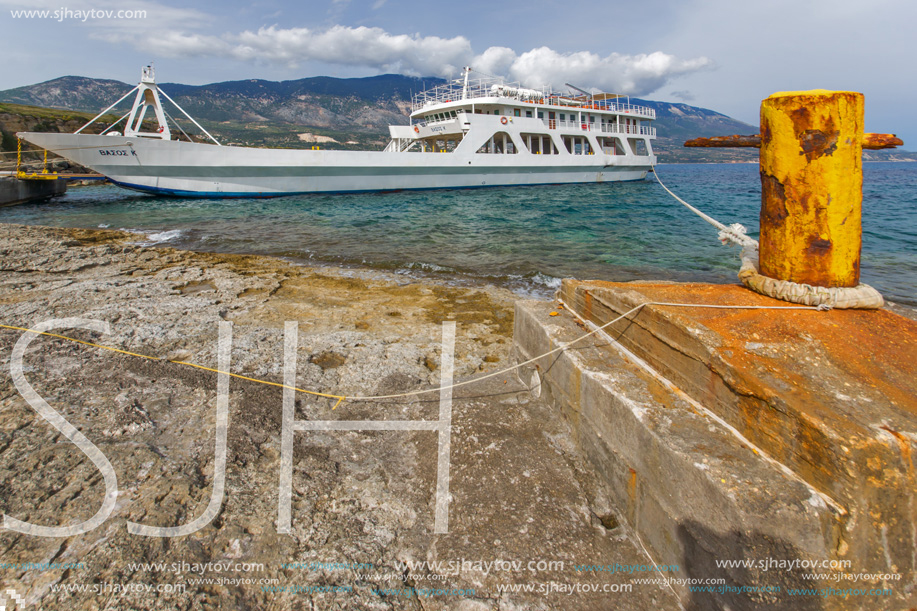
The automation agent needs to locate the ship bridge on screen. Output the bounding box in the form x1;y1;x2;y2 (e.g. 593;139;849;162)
389;69;656;159
410;71;656;120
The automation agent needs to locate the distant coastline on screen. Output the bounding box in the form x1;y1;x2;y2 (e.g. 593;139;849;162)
2;73;758;163
4;90;913;163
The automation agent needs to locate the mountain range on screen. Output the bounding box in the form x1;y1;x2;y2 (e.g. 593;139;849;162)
1;74;912;162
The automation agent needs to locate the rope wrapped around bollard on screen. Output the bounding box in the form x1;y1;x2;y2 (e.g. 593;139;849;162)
737;244;884;309
671;89;904;310
653;168;885;310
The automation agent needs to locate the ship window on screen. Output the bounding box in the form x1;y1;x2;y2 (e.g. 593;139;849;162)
597;136;625;155
537;112;544;119
514;109;521;117
525;110;532;118
425;137;460;153
562;135;593;155
628;138;648;156
476;132;517;154
520;133;559;155
560;113;566;121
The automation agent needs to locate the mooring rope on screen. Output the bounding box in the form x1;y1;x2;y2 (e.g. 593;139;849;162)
652;166;884;309
1;299;828;410
652;166;759;249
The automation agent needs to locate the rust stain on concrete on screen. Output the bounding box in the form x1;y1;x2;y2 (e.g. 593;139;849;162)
565;279;917;414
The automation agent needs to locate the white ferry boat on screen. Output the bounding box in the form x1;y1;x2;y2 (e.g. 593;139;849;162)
18;66;657;197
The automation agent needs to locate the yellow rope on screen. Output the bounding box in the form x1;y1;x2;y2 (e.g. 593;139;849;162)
0;323;347;408
1;299;827;411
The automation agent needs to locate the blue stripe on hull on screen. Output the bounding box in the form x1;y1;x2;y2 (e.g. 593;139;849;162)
111;176;649;198
111;180;309;199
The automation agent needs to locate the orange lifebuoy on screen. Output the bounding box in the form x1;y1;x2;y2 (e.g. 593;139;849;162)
414;125;419;133
157;126;164;133
500;117;508;125
581;124;588;130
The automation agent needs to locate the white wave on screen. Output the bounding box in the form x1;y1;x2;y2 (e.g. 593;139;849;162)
125;228;187;245
530;272;562;289
402;261;455;273
145;229;185;243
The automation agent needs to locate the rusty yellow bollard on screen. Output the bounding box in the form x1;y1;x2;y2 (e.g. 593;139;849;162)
683;91;901;306
759;90;863;287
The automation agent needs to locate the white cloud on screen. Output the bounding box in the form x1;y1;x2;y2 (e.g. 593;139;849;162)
120;26;472;76
96;21;711;95
130;31;226;55
501;47;713;95
472;46;517;78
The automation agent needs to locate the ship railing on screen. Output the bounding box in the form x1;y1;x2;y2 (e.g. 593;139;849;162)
384;137;425;153
413;92;657;120
411;74;656;119
545;101;656;119
592;102;656;118
600;123;655;136
544;119;656;136
412;75;554;111
383;139;403;152
413;115;464;128
518;99;655;118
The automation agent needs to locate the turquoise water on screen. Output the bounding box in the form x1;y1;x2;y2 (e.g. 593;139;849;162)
3;162;915;305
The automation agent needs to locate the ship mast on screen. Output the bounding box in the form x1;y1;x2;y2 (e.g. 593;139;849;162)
74;64;222;145
461;66;471;100
124;64;171;140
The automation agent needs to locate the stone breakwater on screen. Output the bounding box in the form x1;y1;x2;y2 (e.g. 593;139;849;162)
0;224;675;610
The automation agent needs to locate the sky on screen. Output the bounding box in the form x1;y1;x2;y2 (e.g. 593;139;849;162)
1;0;914;145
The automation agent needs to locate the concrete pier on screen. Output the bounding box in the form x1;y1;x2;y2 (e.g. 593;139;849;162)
0;176;66;206
513;279;917;609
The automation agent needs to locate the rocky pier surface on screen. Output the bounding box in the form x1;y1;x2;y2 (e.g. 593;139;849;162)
0;223;675;610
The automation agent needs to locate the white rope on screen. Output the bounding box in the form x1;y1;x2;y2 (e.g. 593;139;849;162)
74;84;139;134
653;167;759;249
346;301;827;402
652;166;883;309
157;87;222;146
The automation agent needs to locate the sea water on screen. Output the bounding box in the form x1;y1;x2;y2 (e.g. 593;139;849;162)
3;163;914;305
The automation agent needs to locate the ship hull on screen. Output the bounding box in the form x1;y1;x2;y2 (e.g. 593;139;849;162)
18;132;653;197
